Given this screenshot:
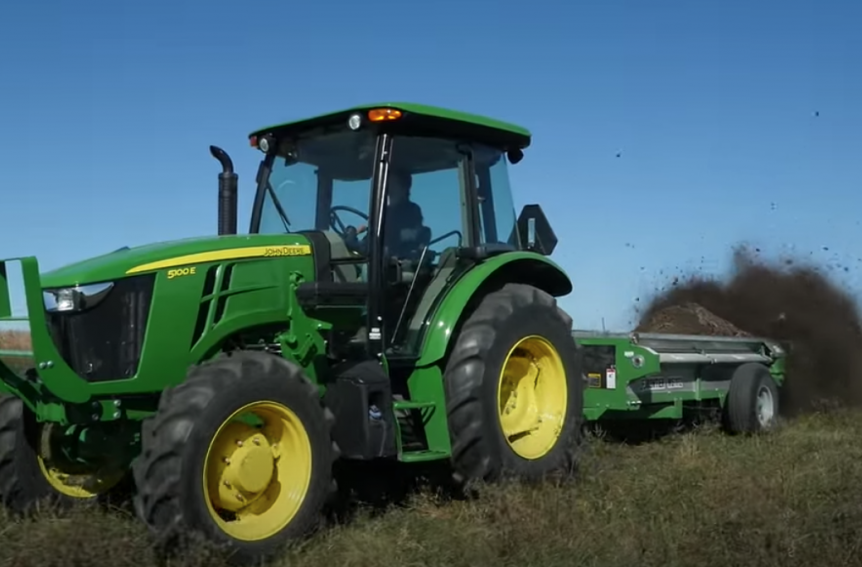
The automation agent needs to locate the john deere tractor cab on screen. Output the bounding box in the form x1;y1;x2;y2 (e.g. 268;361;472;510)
0;103;584;564
244;105;555;359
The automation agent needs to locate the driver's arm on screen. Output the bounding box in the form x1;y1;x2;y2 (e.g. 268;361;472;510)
343;225;369;255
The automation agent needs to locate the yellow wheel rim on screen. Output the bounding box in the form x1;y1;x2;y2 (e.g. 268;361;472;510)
497;335;568;460
36;422;125;499
203;400;313;542
37;456;124;499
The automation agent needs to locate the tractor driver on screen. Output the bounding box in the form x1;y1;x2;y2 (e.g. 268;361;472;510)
382;169;426;258
350;169;427;258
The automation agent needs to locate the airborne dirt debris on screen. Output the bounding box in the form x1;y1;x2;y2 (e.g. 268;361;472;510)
635;246;862;415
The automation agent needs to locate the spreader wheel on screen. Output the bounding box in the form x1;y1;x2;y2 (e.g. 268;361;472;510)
443;283;585;484
132;351;338;566
0;394;126;513
723;362;780;434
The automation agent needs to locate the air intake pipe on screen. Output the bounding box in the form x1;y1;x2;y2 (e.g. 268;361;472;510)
210;145;238;236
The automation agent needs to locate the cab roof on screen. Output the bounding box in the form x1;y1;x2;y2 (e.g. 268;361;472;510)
249;102;532;151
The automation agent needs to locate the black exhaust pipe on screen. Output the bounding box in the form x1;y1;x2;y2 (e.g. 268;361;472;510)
210;145;238;236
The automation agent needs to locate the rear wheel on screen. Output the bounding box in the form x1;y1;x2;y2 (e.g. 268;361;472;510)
132;351;338;565
443;283;585;484
0;394;126;512
723;362;780;434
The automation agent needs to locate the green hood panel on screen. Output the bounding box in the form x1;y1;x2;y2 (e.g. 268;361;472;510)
41;234;314;288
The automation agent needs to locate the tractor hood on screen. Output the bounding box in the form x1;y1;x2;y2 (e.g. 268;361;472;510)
40;233;315;288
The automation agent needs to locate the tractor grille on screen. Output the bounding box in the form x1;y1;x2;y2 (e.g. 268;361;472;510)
45;274;155;383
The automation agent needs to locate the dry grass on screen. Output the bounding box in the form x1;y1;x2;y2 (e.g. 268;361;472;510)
0;330;31;351
2;410;862;567
0;330;33;376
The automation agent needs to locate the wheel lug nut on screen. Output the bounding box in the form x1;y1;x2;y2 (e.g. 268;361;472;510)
224;480;231;488
236;440;243;447
253;438;260;446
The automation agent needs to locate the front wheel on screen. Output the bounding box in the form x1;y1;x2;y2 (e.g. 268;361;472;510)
443;283;585;484
132;351;338;565
0;394;126;513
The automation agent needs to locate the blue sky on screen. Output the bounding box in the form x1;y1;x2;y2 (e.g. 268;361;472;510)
0;0;860;331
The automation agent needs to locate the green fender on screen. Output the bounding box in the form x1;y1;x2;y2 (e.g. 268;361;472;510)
414;251;572;367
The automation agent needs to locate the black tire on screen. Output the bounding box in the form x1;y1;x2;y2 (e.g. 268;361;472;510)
0;394;55;512
132;350;338;566
0;394;126;513
443;282;585;484
723;362;780;434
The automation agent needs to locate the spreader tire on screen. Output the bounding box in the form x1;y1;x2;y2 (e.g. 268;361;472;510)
0;394;125;513
132;351;338;566
724;362;780;434
443;283;585;484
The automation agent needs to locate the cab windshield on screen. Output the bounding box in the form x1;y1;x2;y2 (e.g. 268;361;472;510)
258;129;377;237
257;127;519;266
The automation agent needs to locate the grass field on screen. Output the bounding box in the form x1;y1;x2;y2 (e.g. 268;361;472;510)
0;404;861;566
3;331;862;567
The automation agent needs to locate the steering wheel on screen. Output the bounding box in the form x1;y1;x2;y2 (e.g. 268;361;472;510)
329;205;370;239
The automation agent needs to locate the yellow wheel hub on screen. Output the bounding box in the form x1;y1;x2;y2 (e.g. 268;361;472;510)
497;335;568;460
203;401;312;542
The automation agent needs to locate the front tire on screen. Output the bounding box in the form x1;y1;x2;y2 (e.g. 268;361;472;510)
443;283;585;484
0;394;126;513
132;351;338;565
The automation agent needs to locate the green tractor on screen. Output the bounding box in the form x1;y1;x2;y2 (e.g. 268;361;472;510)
0;103;585;563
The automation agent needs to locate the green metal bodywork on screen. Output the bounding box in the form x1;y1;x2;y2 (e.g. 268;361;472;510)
575;331;787;422
0;233;334;422
0;241;570;463
415;252;571;367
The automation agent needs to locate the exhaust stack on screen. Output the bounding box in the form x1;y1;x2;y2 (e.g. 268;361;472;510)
210;145;238;236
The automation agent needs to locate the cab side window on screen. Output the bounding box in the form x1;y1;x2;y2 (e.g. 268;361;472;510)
474;146;520;248
383;137;471;354
384;137;469;263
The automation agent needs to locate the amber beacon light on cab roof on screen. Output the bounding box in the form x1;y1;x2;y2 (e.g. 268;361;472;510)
0;102;785;565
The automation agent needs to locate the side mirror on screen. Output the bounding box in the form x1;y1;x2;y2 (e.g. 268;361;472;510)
507;148;524;165
516;204;558;255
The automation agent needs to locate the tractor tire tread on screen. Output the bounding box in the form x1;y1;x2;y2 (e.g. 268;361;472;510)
132;350;338;562
0;395;24;508
443;283;584;484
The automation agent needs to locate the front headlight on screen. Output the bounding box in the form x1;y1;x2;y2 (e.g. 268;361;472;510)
43;282;115;313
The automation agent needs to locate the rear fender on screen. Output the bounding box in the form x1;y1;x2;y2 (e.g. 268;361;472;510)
415;251;572;367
